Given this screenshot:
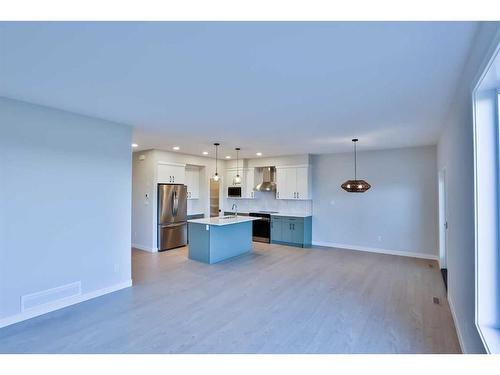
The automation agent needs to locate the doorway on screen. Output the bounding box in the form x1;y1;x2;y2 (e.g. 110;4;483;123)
209;179;220;217
438;168;448;289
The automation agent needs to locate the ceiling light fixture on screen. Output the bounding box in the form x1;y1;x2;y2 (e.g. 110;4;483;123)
202;151;209;155
233;148;242;185
213;143;220;182
173;146;180;151
225;156;231;159
341;139;371;193
256;152;262;156
131;143;138;148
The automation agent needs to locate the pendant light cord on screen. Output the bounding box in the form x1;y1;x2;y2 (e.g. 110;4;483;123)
354;141;357;180
215;145;218;175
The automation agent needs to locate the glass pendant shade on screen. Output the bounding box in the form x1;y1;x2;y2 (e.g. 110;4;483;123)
233;174;241;184
341;139;371;193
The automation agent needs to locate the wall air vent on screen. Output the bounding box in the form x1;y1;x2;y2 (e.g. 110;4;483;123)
21;281;82;311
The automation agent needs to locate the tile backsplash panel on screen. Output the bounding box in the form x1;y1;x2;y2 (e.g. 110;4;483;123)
225;191;312;215
187;199;204;215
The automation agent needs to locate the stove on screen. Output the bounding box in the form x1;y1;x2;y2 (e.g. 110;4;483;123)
249;211;275;243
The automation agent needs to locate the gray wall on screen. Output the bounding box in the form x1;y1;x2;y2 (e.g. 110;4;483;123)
0;97;132;322
437;22;500;353
312;146;438;258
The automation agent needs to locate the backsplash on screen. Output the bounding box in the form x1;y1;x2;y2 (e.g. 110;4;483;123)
187;199;205;215
225;191;312;215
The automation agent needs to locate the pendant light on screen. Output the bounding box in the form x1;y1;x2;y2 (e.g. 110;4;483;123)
213;143;220;181
341;139;371;193
233;147;242;185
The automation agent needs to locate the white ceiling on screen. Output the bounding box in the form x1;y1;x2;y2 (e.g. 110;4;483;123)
0;22;478;158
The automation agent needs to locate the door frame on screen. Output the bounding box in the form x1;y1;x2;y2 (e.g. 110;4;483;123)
438;168;448;269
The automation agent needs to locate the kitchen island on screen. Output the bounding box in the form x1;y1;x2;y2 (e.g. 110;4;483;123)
187;216;259;264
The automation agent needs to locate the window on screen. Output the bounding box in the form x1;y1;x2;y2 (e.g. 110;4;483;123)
473;46;500;354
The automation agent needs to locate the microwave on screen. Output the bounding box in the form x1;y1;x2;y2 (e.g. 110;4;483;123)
228;186;242;197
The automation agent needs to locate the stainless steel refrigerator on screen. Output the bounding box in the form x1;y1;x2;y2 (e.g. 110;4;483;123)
158;184;187;251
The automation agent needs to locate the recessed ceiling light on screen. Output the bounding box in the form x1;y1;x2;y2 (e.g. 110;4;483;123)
256;152;262;156
173;146;180;151
131;143;138;148
202;151;209;155
225;156;231;159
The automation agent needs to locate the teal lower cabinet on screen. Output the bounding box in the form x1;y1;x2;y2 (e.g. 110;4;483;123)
271;216;283;242
271;215;312;248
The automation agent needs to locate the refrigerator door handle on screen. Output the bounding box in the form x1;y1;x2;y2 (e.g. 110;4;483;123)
170;190;175;217
173;190;179;216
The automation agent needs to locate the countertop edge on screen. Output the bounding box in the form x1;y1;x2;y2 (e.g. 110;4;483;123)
187;217;259;226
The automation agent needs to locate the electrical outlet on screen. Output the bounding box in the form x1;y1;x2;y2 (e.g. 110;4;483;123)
377;235;382;242
114;264;120;273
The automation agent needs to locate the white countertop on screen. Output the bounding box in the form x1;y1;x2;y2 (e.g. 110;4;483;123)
271;212;312;218
188;216;259;226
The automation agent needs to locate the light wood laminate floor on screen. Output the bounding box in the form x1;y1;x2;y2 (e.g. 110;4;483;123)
0;243;461;353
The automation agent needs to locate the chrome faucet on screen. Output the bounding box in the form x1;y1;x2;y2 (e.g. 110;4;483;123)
231;203;238;217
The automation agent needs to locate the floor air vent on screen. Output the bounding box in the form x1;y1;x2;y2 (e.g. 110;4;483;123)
21;281;82;311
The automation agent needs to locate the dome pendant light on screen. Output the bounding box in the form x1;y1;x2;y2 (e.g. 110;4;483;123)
233;148;242;185
341;139;371;193
213;143;220;182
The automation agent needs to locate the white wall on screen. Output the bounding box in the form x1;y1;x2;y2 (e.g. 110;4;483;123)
437;22;500;354
131;150;156;251
0;97;132;327
312;146;438;259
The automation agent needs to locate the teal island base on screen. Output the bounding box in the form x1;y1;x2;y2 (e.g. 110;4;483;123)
187;217;256;264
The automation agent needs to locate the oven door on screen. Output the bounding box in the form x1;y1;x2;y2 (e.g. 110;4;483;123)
252;217;270;243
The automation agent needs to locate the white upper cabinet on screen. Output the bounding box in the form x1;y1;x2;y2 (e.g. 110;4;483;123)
224;167;255;199
185;166;200;199
157;162;186;185
243;168;255;199
276;165;311;200
276;167;292;199
225;168;239;188
295;166;309;200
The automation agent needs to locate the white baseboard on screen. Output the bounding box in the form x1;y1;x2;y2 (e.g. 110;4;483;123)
0;279;132;329
132;243;156;252
312;240;439;261
448;292;466;353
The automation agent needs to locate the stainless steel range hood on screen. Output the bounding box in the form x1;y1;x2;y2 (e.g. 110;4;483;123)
254;166;276;192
